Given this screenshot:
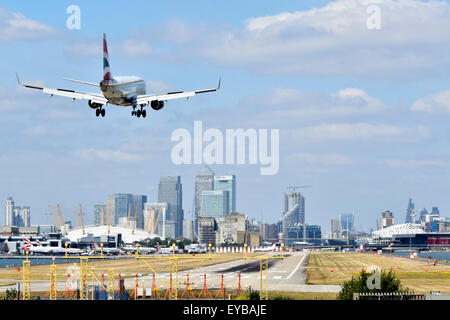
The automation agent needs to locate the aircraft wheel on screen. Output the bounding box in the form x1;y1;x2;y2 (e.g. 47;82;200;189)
95;109;100;117
137;109;141;117
142;110;146;118
101;109;105;117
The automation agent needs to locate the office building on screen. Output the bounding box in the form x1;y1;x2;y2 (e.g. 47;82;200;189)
194;166;215;235
93;203;106;225
158;176;183;238
405;198;415;223
331;219;341;238
340;213;355;237
216;212;246;244
106;194;147;229
284;191;305;225
214;175;236;214
183;219;194;241
198;216;217;245
5;197;31;227
199;191;229;218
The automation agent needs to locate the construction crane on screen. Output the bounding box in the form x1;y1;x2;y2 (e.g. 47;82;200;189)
79;204;85;235
48;205;59;233
287;186;312;192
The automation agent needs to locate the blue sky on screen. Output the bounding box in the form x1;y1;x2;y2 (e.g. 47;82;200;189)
1;0;450;233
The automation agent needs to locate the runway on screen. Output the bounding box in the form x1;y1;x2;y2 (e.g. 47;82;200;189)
0;252;341;294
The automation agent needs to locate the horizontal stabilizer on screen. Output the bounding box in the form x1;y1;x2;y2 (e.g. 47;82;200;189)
63;78;100;87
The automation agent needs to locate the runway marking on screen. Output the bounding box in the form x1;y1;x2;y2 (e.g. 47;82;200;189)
287;253;308;280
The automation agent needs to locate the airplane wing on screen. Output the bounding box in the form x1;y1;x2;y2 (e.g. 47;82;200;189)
16;74;107;105
136;78;220;105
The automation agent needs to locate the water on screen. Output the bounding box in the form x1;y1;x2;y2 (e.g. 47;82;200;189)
393;251;450;261
0;257;73;268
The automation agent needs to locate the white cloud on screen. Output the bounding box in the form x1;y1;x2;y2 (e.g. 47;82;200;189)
411;90;450;114
289;153;355;165
74;149;143;163
289;123;430;142
122;0;450;77
381;158;448;168
0;8;58;41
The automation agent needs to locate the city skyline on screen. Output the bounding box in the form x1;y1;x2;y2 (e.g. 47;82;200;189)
0;1;449;233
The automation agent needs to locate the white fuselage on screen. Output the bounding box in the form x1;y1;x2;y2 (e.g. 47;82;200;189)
100;76;146;106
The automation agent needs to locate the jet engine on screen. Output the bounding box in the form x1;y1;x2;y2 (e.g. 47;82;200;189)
151;100;164;110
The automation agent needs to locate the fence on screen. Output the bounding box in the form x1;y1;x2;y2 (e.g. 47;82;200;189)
353;292;425;300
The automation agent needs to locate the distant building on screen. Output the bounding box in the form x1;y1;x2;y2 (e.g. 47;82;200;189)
340;213;355;238
260;223;278;242
214;175;236;214
199;190;229;218
158;176;183;238
284;191;305;224
106;194;147;229
381;211;394;229
330;219;341;238
182;219;194;241
198;216;217;245
405;198;415;223
143;203;168;237
5;197;31;227
194;166;215;235
216;212;246;245
93;203;106;225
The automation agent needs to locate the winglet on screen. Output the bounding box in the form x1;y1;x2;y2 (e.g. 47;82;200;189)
15;72;22;86
217;77;221;90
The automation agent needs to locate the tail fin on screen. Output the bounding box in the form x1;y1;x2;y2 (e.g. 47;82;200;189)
103;33;112;81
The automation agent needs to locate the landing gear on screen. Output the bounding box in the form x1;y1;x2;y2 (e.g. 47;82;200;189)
95;108;106;117
132;105;147;118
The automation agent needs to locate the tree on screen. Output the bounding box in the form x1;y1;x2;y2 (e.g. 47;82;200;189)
337;269;404;300
2;289;17;300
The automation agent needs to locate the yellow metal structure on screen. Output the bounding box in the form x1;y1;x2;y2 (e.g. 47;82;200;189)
79;204;86;235
244;243;284;300
74;205;80;228
22;253;31;300
107;269;115;300
49;258;58;300
135;243;213;300
79;258;89;300
48;205;59;232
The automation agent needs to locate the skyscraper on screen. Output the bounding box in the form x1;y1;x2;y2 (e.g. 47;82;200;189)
381;210;394;228
214;175;236;214
340;213;355;237
106;194;147;229
284;191;305;224
93;203;106;225
199;190;229;218
158;176;183;238
5;197;14;226
194;166;214;234
405;198;415;223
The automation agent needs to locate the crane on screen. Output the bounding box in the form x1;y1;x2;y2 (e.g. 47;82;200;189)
287;186;312;192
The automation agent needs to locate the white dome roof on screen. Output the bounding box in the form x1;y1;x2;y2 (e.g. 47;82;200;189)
372;223;425;238
66;225;160;243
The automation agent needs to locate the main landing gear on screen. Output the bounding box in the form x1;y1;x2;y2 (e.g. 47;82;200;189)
95;108;105;117
131;104;147;118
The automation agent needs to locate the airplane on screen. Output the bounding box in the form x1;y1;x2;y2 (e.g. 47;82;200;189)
254;243;279;252
90;241;122;255
21;237;65;255
16;33;220;118
123;245;156;254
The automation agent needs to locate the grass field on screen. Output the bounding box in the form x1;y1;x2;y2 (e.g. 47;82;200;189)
306;252;450;293
0;253;261;282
